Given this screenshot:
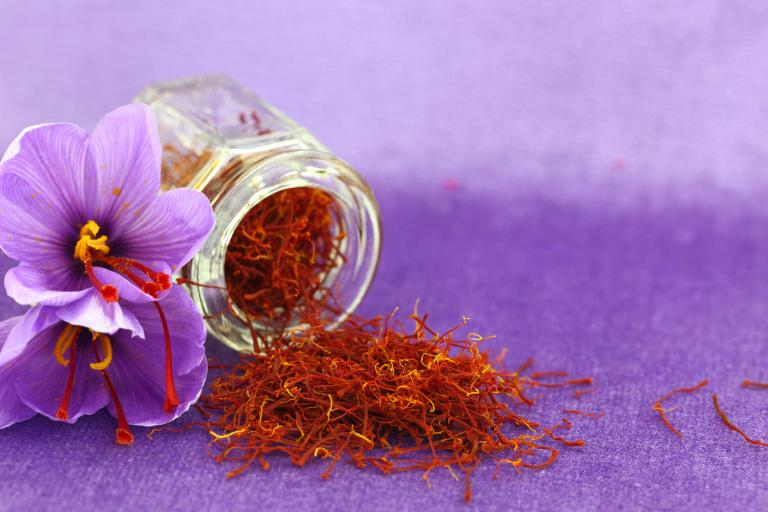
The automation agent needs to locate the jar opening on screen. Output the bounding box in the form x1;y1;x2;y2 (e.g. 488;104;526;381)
224;187;346;336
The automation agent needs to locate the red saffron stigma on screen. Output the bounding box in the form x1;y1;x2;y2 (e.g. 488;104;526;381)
56;334;79;420
100;285;118;302
155;273;172;290
712;393;768;447
562;409;605;418
83;256;119;303
142;282;162;296
93;254;171;299
652;379;709;439
92;337;133;445
154;302;180;412
741;380;768;390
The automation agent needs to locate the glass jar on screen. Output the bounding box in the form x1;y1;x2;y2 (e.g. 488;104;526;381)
135;75;382;353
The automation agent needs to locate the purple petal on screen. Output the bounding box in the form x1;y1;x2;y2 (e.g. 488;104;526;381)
125;286;207;375
106;287;207;426
0;126;90;264
0;306;60;367
0;316;36;428
5;264;90;307
0;173;72;266
84;104;161;235
0;123;89;227
13;322;109;423
106;350;207;427
55;289;144;338
115;188;215;270
2;123;55;162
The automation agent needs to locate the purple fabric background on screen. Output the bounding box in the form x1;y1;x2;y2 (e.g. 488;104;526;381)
2;2;768;510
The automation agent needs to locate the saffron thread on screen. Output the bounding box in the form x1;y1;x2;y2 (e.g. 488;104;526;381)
711;393;768;447
652;379;709;439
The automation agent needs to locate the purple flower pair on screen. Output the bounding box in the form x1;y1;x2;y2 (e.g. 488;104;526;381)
0;105;214;443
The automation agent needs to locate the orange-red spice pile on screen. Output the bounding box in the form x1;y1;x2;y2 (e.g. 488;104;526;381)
224;187;345;335
197;313;593;501
166;184;597;501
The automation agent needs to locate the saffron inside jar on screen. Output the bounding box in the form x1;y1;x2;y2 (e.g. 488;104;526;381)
224;187;347;339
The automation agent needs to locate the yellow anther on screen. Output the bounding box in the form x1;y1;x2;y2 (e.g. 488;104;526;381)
87;235;110;252
74;220;110;261
89;334;113;371
74;238;90;261
80;221;100;238
53;325;81;366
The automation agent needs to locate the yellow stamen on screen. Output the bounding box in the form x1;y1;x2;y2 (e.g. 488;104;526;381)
74;220;110;261
53;325;81;366
80;220;100;238
89;334;113;371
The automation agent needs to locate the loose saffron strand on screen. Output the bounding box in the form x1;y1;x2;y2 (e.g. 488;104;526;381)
652;379;709;439
573;388;596;399
92;337;133;445
741;380;768;390
153;302;180;412
711;393;768;447
562;409;605;418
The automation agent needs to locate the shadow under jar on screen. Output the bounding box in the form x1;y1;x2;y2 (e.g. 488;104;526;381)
135;75;382;353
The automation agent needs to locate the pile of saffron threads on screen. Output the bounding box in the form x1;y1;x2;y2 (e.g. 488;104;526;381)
194;313;594;502
224;187;346;340
165;172;597;500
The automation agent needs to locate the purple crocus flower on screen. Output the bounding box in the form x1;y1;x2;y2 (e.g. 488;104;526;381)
0;287;206;444
0;104;215;438
0;103;214;332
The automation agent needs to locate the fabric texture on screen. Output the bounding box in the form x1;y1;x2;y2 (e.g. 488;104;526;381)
1;2;768;511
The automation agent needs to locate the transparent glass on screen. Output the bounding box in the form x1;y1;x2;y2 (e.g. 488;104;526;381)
135;75;382;352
